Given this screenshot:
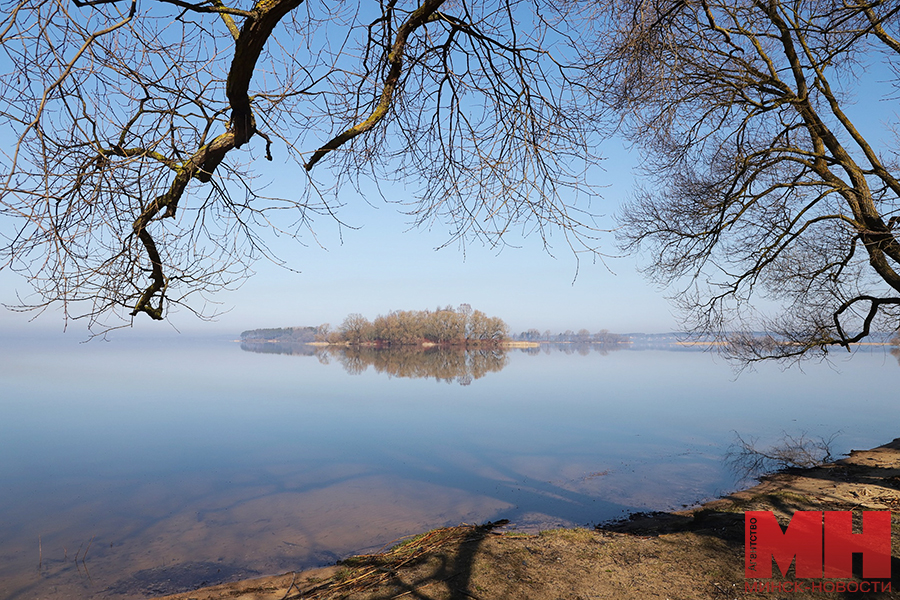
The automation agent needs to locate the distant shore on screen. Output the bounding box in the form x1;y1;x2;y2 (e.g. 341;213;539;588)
242;336;898;351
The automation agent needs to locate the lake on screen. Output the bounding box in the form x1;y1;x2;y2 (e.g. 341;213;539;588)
0;335;897;599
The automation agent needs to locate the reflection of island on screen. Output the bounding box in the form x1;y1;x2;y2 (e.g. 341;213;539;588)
517;342;623;357
319;346;508;385
238;341;628;384
237;338;509;384
240;341;317;356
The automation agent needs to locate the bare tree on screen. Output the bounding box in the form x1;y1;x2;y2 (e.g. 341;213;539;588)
726;431;838;481
0;0;599;331
585;0;900;360
339;313;372;345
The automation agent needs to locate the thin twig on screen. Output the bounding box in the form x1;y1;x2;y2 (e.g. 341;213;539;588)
279;572;296;600
75;540;84;574
82;536;95;564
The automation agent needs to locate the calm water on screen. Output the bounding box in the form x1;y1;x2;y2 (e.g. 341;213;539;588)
0;336;897;599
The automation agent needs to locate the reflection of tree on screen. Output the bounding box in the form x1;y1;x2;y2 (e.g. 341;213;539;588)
323;346;509;385
546;342;622;356
725;432;838;482
241;340;625;381
241;340;624;366
241;327;319;344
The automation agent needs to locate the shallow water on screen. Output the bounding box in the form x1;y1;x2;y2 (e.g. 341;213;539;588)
0;336;897;599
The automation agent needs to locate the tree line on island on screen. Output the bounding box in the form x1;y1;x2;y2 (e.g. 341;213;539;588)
240;304;629;348
335;304;508;347
242;304;507;348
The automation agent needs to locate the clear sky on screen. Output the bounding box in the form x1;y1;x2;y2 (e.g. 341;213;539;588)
4;13;894;340
0;136;680;338
3;91;895;340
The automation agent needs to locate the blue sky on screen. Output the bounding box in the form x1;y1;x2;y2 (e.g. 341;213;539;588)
0;2;685;338
2;72;895;339
3;8;896;340
0;136;679;337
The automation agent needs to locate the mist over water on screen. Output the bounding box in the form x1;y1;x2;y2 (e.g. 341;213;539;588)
0;336;896;599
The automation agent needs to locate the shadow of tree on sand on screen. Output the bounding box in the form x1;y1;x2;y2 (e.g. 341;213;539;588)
297;521;508;600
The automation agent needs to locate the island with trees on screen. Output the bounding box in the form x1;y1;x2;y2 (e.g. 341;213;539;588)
242;304;508;348
240;304;640;352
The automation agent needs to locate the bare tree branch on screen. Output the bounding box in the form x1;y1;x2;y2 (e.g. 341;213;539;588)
0;0;601;330
585;0;900;360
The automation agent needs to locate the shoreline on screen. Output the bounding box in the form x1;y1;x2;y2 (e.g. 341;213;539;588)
158;438;900;600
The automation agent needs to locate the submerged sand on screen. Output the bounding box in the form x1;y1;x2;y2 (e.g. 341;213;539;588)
157;438;900;600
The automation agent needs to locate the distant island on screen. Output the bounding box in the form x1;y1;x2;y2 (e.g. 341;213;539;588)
238;305;633;384
240;320;899;356
242;304;508;348
240;304;633;350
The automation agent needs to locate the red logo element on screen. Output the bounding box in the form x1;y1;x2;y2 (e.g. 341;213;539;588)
745;511;891;579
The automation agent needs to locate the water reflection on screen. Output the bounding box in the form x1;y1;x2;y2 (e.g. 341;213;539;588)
528;342;622;356
239;342;626;383
2;338;898;600
724;431;839;483
240;341;317;356
323;346;508;385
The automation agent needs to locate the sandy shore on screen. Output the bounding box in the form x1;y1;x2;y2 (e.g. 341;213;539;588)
158;438;900;600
